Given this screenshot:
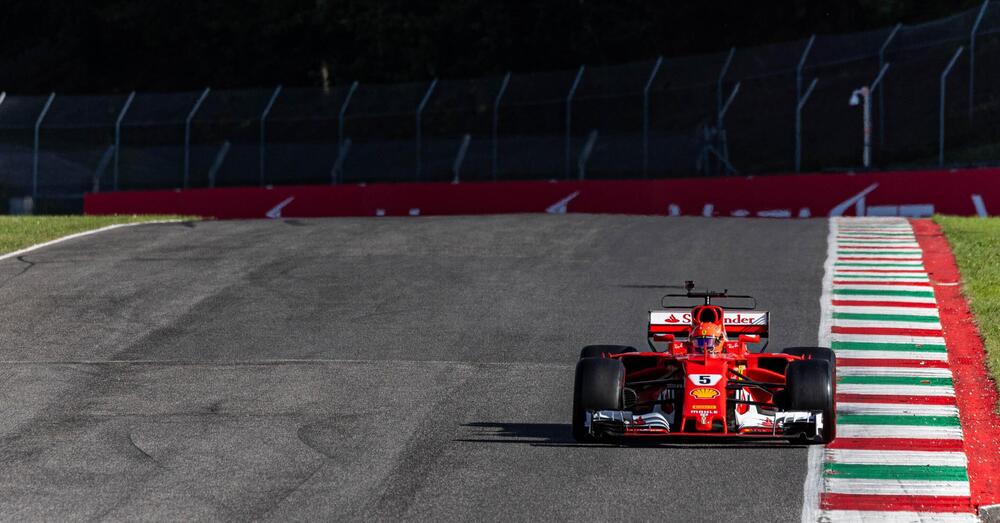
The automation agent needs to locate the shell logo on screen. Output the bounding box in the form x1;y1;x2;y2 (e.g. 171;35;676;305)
689;387;720;399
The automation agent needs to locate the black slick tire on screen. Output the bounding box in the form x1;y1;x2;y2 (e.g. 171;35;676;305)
572;357;625;442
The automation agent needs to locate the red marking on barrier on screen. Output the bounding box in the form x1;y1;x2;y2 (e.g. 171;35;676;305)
837;358;950;368
912;219;1000;509
821;493;972;512
84;167;1000;219
836;394;956;405
831;300;937;308
832;280;932;286
831;326;943;337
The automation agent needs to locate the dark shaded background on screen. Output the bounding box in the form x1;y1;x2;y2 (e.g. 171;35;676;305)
0;0;981;94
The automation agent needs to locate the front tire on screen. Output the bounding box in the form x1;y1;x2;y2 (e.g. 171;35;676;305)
572;357;625;442
579;345;638;359
785;359;836;443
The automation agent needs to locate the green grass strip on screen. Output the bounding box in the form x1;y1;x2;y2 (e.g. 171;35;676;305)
824;463;967;481
833;289;935;298
936;216;1000;414
0;215;197;255
838;376;953;386
831;341;947;352
836;414;960;426
833;312;940;323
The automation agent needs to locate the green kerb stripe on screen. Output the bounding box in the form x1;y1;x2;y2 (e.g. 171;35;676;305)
832;312;940;323
833;289;935;297
836;414;960;426
824;463;967;481
838;376;953;386
831;341;947;352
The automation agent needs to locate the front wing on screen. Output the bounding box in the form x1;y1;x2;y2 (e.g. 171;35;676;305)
587;409;824;441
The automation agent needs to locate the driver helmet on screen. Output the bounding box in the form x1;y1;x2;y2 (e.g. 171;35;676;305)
692;322;725;352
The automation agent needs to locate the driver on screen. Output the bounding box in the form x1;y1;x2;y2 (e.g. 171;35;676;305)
691;322;726;353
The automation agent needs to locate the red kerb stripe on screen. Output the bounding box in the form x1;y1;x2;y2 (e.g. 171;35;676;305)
821;493;972;512
837;257;922;262
831;326;942;337
836;358;950;368
835;269;926;273
831;300;937;308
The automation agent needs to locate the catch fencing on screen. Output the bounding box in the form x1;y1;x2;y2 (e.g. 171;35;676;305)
3;2;1000;212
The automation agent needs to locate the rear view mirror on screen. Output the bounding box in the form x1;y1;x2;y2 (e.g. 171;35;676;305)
739;334;761;343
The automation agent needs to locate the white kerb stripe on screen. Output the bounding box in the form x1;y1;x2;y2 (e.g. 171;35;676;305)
837;402;959;416
824;478;969;496
818;511;977;522
836;366;953;378
832;350;949;361
831;305;940;316
832;319;943;330
826;449;967;466
837;424;963;439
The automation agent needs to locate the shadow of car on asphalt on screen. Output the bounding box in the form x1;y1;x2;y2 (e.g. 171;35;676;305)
456;422;808;449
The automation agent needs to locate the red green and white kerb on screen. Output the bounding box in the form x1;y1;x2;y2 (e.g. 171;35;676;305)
817;218;976;522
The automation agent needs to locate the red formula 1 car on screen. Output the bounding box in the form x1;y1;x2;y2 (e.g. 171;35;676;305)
572;282;836;443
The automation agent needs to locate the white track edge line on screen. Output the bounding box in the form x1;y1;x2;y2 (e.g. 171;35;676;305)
0;219;187;263
801;217;836;523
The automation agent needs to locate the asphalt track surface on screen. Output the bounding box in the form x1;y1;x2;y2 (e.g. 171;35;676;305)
0;215;828;521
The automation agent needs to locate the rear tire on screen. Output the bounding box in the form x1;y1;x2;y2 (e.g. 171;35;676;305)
572;357;625;442
579;345;638;359
785;359;836;443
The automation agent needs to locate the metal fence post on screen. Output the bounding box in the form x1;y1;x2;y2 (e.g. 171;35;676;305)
183;87;211;188
113;91;136;191
717;47;735;127
565;65;585;179
415;78;438;180
33;92;56;203
452;133;472;183
642;56;663;178
868;63;890;168
259;85;282;186
492;71;511;181
718;82;740;166
578;130;599;180
339;81;359;149
795;78;818;172
795;35;816;173
331;138;352;184
878;23;902;146
970;0;989;121
208;141;232;188
940;47;965;167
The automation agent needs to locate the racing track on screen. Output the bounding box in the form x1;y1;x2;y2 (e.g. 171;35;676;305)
0;215;828;521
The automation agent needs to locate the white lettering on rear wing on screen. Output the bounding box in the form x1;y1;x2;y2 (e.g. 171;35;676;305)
648;310;769;337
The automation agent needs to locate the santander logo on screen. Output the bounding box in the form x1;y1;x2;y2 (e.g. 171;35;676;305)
665;314;681;323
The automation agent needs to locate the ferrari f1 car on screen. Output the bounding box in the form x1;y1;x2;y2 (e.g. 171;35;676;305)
572;282;836;443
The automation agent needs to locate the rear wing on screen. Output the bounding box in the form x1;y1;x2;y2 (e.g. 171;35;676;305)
648;310;769;338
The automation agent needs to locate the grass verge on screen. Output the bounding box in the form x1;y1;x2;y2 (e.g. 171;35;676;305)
935;215;1000;405
0;215;196;255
